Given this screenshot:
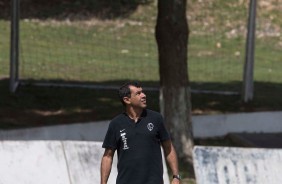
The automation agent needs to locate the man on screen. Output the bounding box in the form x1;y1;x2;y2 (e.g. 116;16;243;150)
100;81;181;184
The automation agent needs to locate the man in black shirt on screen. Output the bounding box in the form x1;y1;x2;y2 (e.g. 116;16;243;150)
101;81;181;184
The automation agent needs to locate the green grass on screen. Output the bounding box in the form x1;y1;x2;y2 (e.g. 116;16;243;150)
0;0;281;127
0;20;10;77
10;21;281;85
0;1;281;182
2;78;282;129
1;1;281;89
17;19;159;81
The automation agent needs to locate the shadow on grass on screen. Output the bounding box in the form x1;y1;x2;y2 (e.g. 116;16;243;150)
0;79;159;129
1;78;282;129
0;0;153;20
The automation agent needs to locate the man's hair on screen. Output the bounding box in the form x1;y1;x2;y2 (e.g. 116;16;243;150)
118;81;141;106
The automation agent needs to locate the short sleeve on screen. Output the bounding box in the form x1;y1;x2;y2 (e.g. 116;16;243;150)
158;115;170;142
102;122;117;150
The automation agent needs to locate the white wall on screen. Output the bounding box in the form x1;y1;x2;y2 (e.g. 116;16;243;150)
0;111;281;183
0;141;118;184
193;146;282;184
192;111;282;138
1;111;282;139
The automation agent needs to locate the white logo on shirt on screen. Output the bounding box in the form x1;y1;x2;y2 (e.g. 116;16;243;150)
120;132;129;150
147;123;154;131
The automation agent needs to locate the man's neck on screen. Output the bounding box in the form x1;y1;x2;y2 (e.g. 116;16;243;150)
126;107;144;122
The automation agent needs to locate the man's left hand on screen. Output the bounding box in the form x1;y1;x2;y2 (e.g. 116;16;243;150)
171;178;180;184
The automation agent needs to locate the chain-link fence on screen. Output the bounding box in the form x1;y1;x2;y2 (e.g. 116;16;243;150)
1;0;281;94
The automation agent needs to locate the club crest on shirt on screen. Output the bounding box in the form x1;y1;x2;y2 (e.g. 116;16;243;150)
147;123;154;131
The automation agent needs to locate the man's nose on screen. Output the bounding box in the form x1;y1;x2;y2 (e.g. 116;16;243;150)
141;92;146;97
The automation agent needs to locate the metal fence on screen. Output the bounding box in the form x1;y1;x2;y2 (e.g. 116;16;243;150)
2;0;281;96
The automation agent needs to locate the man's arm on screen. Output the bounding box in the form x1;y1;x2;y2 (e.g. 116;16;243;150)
100;148;115;184
162;140;180;184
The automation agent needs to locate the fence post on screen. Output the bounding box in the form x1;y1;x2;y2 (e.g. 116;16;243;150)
10;0;20;93
242;0;257;102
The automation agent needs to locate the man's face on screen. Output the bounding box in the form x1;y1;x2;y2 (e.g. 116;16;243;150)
127;85;147;109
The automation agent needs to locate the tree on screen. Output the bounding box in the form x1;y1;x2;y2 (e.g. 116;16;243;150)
155;0;194;165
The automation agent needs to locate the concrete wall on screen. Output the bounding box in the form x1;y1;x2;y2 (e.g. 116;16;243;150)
193;146;282;184
0;121;108;141
1;111;282;140
192;111;282;138
0;124;170;183
0;141;117;184
0;111;281;183
0;141;169;184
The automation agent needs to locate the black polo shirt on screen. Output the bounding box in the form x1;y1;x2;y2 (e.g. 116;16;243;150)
102;109;170;184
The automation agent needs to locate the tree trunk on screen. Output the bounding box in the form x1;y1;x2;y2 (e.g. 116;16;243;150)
155;0;194;164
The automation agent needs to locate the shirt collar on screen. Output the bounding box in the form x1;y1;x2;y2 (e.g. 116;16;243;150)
123;109;147;119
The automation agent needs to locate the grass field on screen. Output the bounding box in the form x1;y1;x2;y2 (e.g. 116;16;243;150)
0;0;281;137
1;0;281;86
0;1;281;182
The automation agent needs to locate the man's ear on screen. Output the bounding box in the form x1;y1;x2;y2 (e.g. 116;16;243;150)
123;97;130;105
